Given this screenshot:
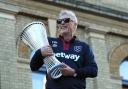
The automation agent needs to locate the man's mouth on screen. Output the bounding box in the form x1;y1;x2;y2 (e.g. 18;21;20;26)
61;26;67;29
59;26;69;34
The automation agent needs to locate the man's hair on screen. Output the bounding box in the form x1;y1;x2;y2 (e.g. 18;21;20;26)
58;10;78;23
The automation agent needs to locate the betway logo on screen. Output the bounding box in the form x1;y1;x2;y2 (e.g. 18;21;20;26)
54;52;80;61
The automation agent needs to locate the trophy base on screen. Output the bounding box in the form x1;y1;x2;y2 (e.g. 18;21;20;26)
48;64;65;79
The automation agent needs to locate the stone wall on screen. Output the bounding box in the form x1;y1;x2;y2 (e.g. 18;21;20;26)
0;12;18;89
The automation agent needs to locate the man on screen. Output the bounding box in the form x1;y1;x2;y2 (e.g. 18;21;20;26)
30;10;98;89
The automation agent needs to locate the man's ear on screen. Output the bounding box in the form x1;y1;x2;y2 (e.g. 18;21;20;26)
72;23;77;35
74;23;77;30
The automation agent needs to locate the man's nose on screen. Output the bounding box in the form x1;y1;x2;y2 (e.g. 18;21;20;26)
61;20;65;24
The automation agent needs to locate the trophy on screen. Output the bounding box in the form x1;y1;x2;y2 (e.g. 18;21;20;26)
20;22;64;79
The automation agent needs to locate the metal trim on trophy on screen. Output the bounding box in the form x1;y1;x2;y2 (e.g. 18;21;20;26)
20;22;64;79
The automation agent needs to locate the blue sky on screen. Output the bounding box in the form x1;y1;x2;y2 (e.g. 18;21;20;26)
32;72;46;89
119;61;128;80
30;51;46;89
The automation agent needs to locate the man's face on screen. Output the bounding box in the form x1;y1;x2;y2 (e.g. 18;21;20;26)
57;15;77;35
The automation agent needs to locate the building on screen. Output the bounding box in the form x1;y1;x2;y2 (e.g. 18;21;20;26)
0;0;128;89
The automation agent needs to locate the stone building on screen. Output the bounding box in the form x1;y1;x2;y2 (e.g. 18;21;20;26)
0;0;128;89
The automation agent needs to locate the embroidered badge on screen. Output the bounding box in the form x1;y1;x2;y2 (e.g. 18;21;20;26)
74;46;82;52
52;41;58;47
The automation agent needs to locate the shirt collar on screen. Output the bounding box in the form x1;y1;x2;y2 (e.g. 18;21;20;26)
59;35;76;43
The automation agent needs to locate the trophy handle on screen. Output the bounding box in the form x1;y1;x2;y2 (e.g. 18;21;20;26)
43;55;65;79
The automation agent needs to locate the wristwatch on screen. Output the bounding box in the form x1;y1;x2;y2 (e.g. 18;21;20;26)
73;73;77;77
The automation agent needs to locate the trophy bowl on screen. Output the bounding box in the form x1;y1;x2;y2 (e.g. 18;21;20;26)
20;22;64;79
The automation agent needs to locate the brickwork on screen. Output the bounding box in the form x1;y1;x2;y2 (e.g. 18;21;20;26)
106;34;128;78
0;13;18;89
88;32;113;89
110;43;128;77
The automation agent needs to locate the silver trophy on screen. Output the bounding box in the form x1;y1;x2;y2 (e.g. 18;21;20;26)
20;22;64;79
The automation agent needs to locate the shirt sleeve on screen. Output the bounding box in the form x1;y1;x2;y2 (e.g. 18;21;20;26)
75;44;98;78
30;49;44;71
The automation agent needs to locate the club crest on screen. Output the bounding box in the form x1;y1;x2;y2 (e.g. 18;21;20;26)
74;46;82;52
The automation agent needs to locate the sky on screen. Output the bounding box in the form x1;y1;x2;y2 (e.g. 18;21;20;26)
119;61;128;80
32;72;46;89
30;51;46;89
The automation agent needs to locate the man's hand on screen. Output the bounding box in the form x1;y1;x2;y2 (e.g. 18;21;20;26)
59;63;76;77
41;45;53;57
